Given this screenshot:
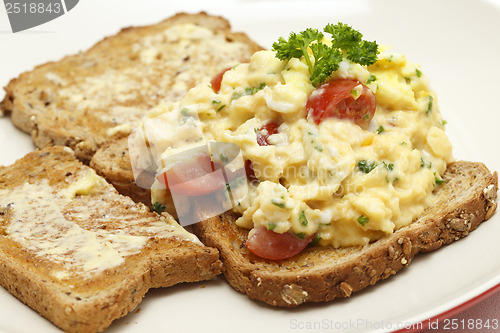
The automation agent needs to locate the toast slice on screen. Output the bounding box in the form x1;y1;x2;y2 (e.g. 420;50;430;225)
89;137;152;207
1;12;262;163
192;161;498;307
0;146;221;333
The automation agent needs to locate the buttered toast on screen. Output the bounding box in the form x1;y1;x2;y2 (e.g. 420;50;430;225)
0;146;221;333
1;12;262;163
192;161;497;307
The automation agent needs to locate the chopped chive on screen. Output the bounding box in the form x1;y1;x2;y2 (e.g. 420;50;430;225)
295;232;306;239
310;234;322;246
271;199;286;209
426;95;433;114
357;160;377;173
152;202;166;214
434;172;445;185
267;222;277;230
357;215;369;226
220;153;229;164
367;74;377;84
299;210;308;226
382;161;394;171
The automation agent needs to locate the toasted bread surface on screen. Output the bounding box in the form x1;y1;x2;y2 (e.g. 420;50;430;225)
1;12;262;163
90;137;153;207
0;146;221;332
192;161;498;307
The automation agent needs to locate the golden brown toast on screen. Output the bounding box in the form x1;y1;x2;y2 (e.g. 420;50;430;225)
0;146;221;332
1;12;263;163
89;138;152;207
192;161;497;307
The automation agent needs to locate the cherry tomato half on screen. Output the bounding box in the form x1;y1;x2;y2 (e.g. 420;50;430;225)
306;78;376;129
244;159;259;185
210;67;231;93
256;122;280;146
246;227;315;260
156;153;226;196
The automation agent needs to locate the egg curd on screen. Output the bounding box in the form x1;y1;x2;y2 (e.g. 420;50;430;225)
138;46;453;248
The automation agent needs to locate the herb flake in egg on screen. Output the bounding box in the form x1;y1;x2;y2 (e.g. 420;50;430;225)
152;202;166;214
310;234;322;246
231;83;266;100
295;232;306;239
267;222;277;230
367;74;377;84
271;199;287;209
357;160;378;173
382;161;394;171
426;95;433;114
299;211;308;226
434;172;446;185
357;215;369;226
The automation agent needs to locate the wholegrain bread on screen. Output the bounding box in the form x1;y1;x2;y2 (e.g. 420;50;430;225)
192;161;498;307
0;146;221;333
90;138;152;207
1;12;262;163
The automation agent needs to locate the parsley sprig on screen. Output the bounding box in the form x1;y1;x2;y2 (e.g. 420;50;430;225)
272;23;379;87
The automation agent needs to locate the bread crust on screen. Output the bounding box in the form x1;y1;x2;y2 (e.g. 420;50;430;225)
1;12;263;163
192;161;498;307
90;138;152;207
0;146;222;332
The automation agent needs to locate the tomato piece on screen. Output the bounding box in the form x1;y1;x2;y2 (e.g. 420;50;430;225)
246;227;315;260
256;122;280;146
306;78;376;128
210;67;231;93
244;159;259;185
156;153;226;196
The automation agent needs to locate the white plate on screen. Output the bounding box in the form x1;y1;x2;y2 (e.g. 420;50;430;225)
0;1;499;332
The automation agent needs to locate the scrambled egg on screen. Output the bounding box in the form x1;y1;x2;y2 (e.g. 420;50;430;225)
140;47;453;248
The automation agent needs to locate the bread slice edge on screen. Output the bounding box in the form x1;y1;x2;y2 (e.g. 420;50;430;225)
192;160;498;307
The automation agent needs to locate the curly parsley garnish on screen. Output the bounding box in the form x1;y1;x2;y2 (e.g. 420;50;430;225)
272;23;379;87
